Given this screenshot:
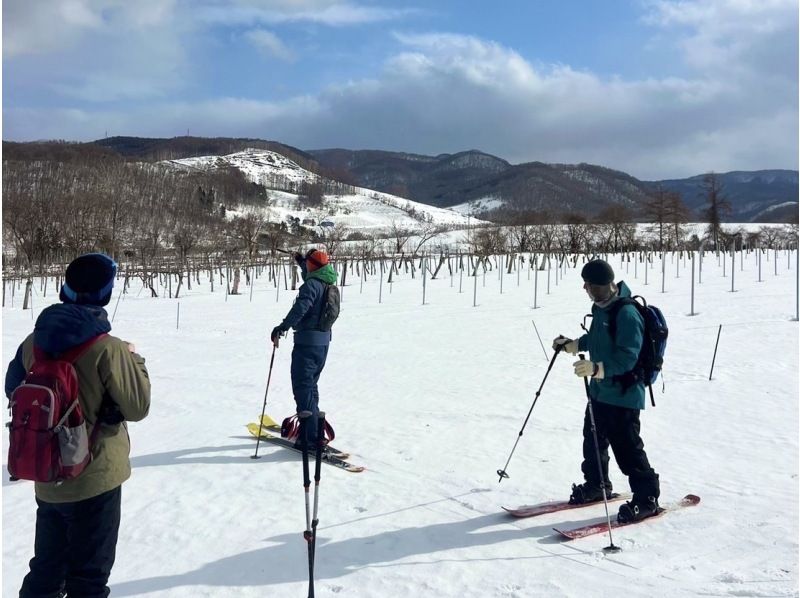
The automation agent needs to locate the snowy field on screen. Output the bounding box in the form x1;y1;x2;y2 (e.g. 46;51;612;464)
3;250;799;597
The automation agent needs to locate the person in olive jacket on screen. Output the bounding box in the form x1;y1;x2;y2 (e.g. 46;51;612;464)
552;258;660;523
5;253;151;598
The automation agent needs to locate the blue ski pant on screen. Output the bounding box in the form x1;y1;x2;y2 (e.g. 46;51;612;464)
290;343;329;445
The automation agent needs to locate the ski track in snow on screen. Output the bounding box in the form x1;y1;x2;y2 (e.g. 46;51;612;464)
3;251;798;597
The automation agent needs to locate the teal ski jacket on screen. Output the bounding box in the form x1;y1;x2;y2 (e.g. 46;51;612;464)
577;281;646;410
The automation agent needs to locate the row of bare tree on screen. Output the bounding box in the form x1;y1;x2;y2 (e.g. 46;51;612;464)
3;151;795;281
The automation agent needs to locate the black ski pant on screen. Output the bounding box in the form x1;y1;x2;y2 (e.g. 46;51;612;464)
19;486;121;598
581;401;660;501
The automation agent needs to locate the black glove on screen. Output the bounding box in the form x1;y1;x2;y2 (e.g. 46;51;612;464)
98;394;125;425
293;252;304;266
271;326;286;343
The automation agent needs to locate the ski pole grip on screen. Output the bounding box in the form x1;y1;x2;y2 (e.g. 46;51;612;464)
578;354;592;395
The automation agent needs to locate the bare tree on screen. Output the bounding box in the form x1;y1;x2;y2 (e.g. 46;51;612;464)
508;222;534;252
297;180;325;207
595;205;636;252
643;186;671;252
752;225;786;248
701;173;731;251
470;226;507;257
411;223;448;256
318;224;349;256
389;220;414;254
230;208;269;259
558;213;591;254
667;192;690;249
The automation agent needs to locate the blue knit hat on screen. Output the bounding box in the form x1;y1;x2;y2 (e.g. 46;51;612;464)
60;253;117;307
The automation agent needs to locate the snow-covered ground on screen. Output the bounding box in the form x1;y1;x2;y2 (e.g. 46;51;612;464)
450;197;506;215
229;189;477;234
3;250;798;597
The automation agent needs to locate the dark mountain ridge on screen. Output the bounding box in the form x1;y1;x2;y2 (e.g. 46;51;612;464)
3;136;796;223
309;148;797;223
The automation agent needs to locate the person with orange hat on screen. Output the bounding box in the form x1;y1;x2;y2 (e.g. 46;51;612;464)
271;249;339;449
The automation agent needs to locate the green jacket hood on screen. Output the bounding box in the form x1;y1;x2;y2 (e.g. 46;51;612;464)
303;264;338;285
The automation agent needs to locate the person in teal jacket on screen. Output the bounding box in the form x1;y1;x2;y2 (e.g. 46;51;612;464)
553;258;660;523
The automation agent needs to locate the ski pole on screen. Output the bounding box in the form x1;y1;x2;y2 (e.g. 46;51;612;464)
309;412;326;597
251;338;279;459
579;354;621;553
298;411;315;598
708;324;722;380
496;345;564;482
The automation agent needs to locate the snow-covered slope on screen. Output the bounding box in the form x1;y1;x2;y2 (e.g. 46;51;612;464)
450;196;506;215
166;149;483;232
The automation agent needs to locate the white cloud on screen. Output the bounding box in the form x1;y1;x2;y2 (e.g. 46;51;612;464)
643;0;797;74
3;0;797;179
243;29;294;61
192;0;418;27
3;0;180;58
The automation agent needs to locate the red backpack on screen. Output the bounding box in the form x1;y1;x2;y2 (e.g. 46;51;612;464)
7;334;107;483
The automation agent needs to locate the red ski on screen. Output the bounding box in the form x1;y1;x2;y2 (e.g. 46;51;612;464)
553;494;700;540
502;493;629;518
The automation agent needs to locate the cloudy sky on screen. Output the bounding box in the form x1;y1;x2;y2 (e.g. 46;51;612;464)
2;0;798;179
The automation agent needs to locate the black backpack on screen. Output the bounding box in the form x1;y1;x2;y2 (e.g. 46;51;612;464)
318;284;340;332
607;295;668;407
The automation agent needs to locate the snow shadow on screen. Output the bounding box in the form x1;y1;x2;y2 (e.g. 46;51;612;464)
111;506;565;595
129;442;296;468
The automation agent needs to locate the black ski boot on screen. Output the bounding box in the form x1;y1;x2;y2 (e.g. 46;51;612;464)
618;496;660;523
569;482;612;505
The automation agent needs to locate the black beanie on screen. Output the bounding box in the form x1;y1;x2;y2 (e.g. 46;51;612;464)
581;259;615;285
60;253;117;307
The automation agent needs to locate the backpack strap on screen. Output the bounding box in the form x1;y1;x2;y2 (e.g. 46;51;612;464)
606;298;647;396
316;283;331;329
33;334;109;364
605;297;635;342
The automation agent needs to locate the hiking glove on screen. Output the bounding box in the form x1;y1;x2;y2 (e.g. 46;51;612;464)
271;326;286;343
552;336;578;355
573;359;604;379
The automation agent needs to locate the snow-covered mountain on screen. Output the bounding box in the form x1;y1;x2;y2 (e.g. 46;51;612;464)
165;149;483;232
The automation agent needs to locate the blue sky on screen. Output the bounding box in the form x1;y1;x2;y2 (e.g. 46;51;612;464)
3;0;798;179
